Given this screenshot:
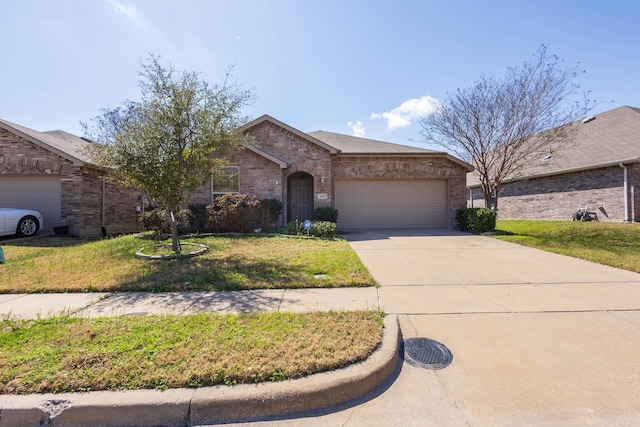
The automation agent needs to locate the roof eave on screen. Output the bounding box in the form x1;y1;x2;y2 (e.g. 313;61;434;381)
467;157;640;188
0;120;87;167
245;145;289;169
336;151;474;171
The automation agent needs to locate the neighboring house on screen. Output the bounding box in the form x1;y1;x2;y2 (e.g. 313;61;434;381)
190;115;473;230
1;115;472;236
0;119;140;237
467;105;640;222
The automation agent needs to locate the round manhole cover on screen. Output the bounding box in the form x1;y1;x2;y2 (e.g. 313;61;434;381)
403;337;453;369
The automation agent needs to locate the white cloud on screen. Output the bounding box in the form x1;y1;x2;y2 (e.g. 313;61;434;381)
347;120;365;137
107;0;143;26
371;96;441;130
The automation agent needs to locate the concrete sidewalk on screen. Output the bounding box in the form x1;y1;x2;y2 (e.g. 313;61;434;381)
0;288;380;319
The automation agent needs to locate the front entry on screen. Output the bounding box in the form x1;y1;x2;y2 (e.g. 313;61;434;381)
288;172;314;222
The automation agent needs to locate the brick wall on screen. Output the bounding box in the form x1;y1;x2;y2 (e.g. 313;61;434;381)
0;129;69;174
469;165;638;222
247;121;333;222
1;128;140;236
190;148;284;205
189;120;471;228
190;120;332;225
76;171;140;236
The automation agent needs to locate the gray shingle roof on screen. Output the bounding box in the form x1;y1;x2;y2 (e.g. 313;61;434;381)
308;130;442;155
468;105;640;186
0;119;92;165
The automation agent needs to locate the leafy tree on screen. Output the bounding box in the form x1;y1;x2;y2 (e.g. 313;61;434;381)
85;55;254;251
419;45;592;209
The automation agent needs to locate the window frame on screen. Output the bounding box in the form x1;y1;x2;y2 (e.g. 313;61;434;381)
212;166;240;195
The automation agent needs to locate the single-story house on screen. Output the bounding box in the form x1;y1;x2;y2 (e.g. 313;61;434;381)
467;105;640;222
1;114;472;236
0;119;140;237
189;115;473;230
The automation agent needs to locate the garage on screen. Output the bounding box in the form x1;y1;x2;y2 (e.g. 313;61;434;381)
334;179;449;229
0;175;61;229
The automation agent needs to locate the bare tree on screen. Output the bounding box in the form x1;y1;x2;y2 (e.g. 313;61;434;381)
419;45;591;209
85;55;255;252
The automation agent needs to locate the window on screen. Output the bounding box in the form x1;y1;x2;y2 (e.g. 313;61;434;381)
212;166;239;193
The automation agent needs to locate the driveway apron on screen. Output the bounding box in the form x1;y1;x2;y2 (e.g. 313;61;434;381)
223;229;640;426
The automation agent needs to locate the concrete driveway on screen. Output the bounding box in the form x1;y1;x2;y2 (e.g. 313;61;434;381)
224;229;640;426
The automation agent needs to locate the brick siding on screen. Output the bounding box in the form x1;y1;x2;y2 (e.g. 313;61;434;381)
191;120;471;228
249;121;333;217
469;164;639;222
1;129;139;236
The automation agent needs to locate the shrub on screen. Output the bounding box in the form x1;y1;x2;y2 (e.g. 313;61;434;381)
206;194;261;233
310;221;337;238
314;207;338;223
281;220;337;238
282;220;305;236
455;208;497;233
143;208;191;235
258;198;284;231
187;203;209;232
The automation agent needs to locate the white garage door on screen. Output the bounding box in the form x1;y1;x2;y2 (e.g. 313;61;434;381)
0;175;62;228
335;179;448;229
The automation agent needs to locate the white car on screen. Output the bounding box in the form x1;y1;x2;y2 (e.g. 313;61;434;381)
0;208;44;237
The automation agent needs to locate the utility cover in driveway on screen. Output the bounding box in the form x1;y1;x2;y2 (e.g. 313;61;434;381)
403;337;453;369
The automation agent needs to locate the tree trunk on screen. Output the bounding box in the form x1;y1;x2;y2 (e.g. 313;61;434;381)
170;211;181;253
483;184;492;209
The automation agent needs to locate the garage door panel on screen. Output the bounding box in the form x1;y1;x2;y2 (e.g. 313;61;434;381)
0;176;61;228
335;179;448;229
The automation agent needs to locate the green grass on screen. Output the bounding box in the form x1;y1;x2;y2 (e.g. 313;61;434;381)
0;235;375;293
0;310;385;394
494;220;640;273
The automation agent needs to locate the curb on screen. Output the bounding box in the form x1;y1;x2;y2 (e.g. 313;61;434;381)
0;315;400;426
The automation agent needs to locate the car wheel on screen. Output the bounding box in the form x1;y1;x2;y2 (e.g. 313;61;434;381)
17;216;39;237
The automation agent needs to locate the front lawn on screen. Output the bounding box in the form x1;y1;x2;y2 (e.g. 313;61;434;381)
0;310;384;394
0;235;375;293
494;220;640;273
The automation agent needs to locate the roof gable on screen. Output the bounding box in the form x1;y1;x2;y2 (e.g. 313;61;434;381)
0;119;91;166
242;115;338;154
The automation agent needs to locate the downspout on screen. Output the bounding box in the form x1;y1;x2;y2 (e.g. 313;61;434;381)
468;187;474;208
281;169;286;227
619;163;629;222
101;176;106;234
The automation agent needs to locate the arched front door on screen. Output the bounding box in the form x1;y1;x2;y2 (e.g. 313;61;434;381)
288;172;314;222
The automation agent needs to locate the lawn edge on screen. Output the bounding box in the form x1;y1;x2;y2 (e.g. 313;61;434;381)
0;315;400;426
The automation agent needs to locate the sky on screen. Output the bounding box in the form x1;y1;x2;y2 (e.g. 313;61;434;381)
1;0;639;152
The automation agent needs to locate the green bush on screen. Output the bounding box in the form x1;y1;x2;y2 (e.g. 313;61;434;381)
187;203;209;232
206;194;261;233
455;208;497;233
281;220;337;238
143;208;191;235
282;220;305;236
314;207;338;223
258;198;284;231
310;221;337;238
